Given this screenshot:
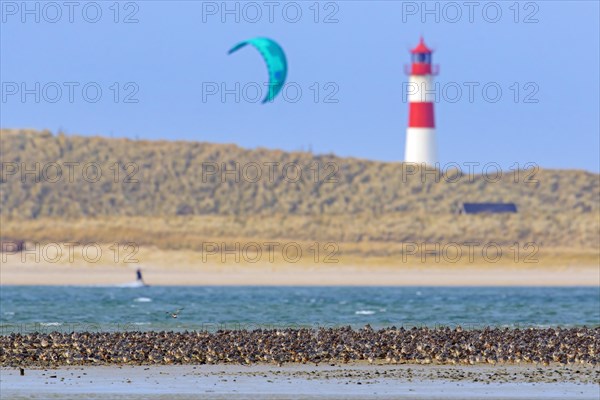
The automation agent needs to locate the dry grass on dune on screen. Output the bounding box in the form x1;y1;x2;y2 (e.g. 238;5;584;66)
0;128;598;264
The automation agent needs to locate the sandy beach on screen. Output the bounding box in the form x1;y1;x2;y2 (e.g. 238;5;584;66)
1;259;598;286
2;364;599;399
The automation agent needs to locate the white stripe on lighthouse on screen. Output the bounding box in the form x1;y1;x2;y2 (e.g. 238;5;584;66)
404;127;438;166
407;75;435;103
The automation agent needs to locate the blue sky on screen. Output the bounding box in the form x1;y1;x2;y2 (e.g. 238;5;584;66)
1;1;599;171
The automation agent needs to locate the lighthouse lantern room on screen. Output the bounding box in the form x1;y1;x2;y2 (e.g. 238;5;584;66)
404;37;439;166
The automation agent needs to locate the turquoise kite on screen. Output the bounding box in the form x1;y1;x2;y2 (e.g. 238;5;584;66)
228;37;287;104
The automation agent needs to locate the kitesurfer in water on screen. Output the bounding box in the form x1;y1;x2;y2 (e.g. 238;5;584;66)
136;268;145;285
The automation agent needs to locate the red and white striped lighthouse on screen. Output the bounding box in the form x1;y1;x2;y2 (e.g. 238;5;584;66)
404;37;439;166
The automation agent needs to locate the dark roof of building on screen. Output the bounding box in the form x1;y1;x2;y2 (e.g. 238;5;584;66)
462;203;518;214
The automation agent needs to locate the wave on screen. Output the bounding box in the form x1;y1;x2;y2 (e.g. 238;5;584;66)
83;280;147;288
355;310;376;315
116;281;147;288
134;297;152;302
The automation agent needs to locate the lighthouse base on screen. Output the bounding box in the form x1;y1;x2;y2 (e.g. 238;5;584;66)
404;127;438;166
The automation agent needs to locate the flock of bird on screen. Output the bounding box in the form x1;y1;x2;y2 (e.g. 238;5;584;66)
1;326;598;367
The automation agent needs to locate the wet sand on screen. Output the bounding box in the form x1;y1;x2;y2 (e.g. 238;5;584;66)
1;262;598;286
2;364;599;399
2;241;598;286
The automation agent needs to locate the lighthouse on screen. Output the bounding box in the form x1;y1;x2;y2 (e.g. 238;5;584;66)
404;37;438;166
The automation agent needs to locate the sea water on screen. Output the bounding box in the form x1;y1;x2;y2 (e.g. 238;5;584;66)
1;286;598;334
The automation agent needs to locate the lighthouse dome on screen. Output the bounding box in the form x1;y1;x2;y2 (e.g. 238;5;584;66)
411;37;432;54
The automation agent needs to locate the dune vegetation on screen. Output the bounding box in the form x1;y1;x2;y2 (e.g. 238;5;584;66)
1;129;598;266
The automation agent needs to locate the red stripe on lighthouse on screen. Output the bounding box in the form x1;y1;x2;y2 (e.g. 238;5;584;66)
409;102;435;128
411;63;432;75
